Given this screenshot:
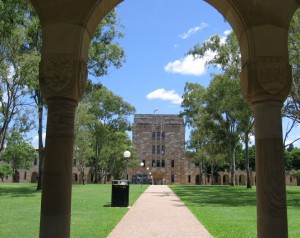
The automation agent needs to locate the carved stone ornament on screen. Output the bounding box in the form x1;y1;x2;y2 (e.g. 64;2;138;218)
46;99;78;138
256;61;290;95
240;57;292;104
39;55;87;102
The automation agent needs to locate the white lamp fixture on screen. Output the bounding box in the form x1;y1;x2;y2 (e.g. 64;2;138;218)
124;151;131;158
124;151;131;180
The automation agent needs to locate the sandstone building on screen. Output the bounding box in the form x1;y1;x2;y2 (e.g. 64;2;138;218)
128;114;298;186
130;114;185;185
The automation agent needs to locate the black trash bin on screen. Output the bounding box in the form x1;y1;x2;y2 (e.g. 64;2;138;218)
111;180;129;207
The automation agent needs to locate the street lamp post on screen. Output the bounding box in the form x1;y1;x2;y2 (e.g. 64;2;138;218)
140;162;144;188
124;151;131;180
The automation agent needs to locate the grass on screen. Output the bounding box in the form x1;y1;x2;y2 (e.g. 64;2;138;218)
170;185;300;238
0;183;148;238
1;184;299;238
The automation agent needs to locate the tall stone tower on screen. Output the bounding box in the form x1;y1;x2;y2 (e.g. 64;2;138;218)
132;114;185;184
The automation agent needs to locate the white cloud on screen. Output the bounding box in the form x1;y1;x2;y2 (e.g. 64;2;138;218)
164;51;215;76
32;132;46;148
220;29;232;45
146;88;182;105
165;29;232;76
224;30;232;36
179;23;208;40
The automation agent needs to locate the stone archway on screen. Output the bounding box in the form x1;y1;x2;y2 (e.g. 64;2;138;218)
25;1;300;237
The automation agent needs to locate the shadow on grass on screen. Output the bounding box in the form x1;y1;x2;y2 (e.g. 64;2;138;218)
287;189;300;208
0;185;40;197
171;186;257;207
171;186;300;210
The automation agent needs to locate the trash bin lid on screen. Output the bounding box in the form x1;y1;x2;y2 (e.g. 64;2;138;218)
112;180;129;185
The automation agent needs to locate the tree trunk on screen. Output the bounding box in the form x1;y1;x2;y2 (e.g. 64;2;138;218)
93;162;98;183
245;135;252;188
211;164;214;185
36;94;44;190
93;138;100;183
198;162;203;185
81;172;85;185
230;147;236;186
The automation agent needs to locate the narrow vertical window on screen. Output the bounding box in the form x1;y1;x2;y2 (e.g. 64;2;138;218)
157;145;160;154
152;160;156;167
157;132;160;140
171;160;175;168
161;160;165;167
152;145;156;154
171;175;175;183
156;160;160;167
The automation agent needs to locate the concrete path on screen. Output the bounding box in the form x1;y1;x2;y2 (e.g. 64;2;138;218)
107;185;213;238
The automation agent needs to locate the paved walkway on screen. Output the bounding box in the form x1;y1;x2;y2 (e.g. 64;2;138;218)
107;185;213;238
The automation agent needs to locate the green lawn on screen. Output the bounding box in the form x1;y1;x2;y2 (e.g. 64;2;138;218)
0;183;148;238
170;185;300;238
1;184;299;238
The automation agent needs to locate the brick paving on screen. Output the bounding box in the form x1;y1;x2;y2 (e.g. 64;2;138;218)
107;185;213;238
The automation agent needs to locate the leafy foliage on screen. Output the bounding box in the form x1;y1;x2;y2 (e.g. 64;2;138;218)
0;164;12;182
285;9;300;125
0;132;37;177
74;81;136;183
181;31;253;186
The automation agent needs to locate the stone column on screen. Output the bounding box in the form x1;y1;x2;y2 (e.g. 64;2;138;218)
241;57;292;238
252;101;287;238
39;55;87;238
25;0;123;237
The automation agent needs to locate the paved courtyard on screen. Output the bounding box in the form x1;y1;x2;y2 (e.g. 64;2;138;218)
107;185;213;238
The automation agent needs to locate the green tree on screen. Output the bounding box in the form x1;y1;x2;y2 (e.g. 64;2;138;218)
185;31;254;186
73;102;94;185
285;9;300;126
279;9;300;147
79;81;135;183
0;0;36;153
1;132;37;182
284;147;300;171
100;131;133;181
1;0;126;188
0;164;13;182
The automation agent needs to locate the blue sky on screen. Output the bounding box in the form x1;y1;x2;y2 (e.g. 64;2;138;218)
99;0;300;147
101;0;230;117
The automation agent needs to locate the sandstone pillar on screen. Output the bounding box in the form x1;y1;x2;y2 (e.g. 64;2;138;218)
252;101;287;237
26;1;122;237
241;56;292;238
39;55;87;238
39;98;78;238
205;1;299;237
